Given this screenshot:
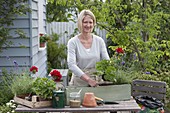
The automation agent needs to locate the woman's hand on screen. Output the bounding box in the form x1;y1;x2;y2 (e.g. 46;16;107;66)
87;79;97;87
80;74;97;87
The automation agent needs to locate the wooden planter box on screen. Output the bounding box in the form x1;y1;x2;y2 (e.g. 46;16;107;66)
14;95;52;108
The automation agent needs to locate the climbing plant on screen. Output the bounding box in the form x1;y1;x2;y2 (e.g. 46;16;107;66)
0;0;31;52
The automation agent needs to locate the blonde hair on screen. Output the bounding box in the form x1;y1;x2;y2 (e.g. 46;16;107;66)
77;9;96;32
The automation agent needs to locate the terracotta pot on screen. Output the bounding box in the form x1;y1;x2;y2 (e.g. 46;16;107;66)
82;92;97;107
40;42;45;47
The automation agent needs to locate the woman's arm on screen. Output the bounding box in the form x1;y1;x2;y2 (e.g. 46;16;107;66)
80;74;97;87
67;38;84;76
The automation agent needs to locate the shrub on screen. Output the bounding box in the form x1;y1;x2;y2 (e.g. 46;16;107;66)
10;72;33;96
47;33;67;73
0;69;15;105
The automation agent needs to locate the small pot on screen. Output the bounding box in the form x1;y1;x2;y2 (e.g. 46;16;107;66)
40;42;45;47
82;92;97;107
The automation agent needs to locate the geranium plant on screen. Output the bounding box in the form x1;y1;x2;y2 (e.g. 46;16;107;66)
50;69;62;82
30;66;38;74
39;33;49;47
32;77;56;99
96;47;132;84
49;69;64;90
39;33;49;43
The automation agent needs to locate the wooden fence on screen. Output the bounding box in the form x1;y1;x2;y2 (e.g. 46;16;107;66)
47;22;107;45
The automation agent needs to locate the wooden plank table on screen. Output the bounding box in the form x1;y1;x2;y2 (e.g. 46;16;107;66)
15;99;140;113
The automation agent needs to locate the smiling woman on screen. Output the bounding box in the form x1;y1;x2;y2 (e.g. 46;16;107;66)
67;9;110;87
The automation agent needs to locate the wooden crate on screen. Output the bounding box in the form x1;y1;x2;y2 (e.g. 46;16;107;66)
65;84;131;105
14;96;52;108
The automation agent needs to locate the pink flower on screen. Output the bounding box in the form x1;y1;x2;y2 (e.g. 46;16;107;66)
39;33;44;37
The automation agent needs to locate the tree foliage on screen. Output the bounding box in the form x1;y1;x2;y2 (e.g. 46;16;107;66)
47;0;170;73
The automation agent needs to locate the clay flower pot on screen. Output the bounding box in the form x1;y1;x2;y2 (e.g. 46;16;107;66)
40;42;45;47
82;92;97;107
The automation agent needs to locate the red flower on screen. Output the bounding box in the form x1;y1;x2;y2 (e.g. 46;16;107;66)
50;69;62;82
116;47;124;54
39;33;44;37
30;66;38;74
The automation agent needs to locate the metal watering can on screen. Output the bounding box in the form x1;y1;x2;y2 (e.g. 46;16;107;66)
52;90;66;108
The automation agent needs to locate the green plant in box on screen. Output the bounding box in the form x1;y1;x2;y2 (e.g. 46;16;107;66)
10;72;34;96
32;77;56;99
96;47;133;84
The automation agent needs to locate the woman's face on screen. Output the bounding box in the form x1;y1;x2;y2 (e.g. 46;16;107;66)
82;15;94;33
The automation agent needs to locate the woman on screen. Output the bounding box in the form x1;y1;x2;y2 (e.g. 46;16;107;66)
67;9;110;87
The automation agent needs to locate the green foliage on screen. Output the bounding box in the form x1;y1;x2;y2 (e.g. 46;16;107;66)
10;73;33;96
0;0;31;52
47;0;78;22
96;58;137;84
47;33;67;73
0;69;15;105
40;34;50;43
32;77;56;99
1;68;33;98
0;100;17;113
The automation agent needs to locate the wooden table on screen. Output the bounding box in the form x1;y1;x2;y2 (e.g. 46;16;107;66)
15;99;140;113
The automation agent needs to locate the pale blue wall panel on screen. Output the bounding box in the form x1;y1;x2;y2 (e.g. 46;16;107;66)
32;49;47;65
32;36;38;47
32;19;38;27
3;38;30;47
10;20;29;28
30;0;48;77
9;29;30;38
43;13;46;20
32;50;47;77
32;28;38;37
35;52;47;67
0;57;30;66
43;5;46;12
0;48;30;56
32;1;38;10
35;55;47;77
43;20;46;26
32;10;38;19
13;12;29;19
0;0;48;77
32;46;39;56
15;14;29;18
38;62;47;77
